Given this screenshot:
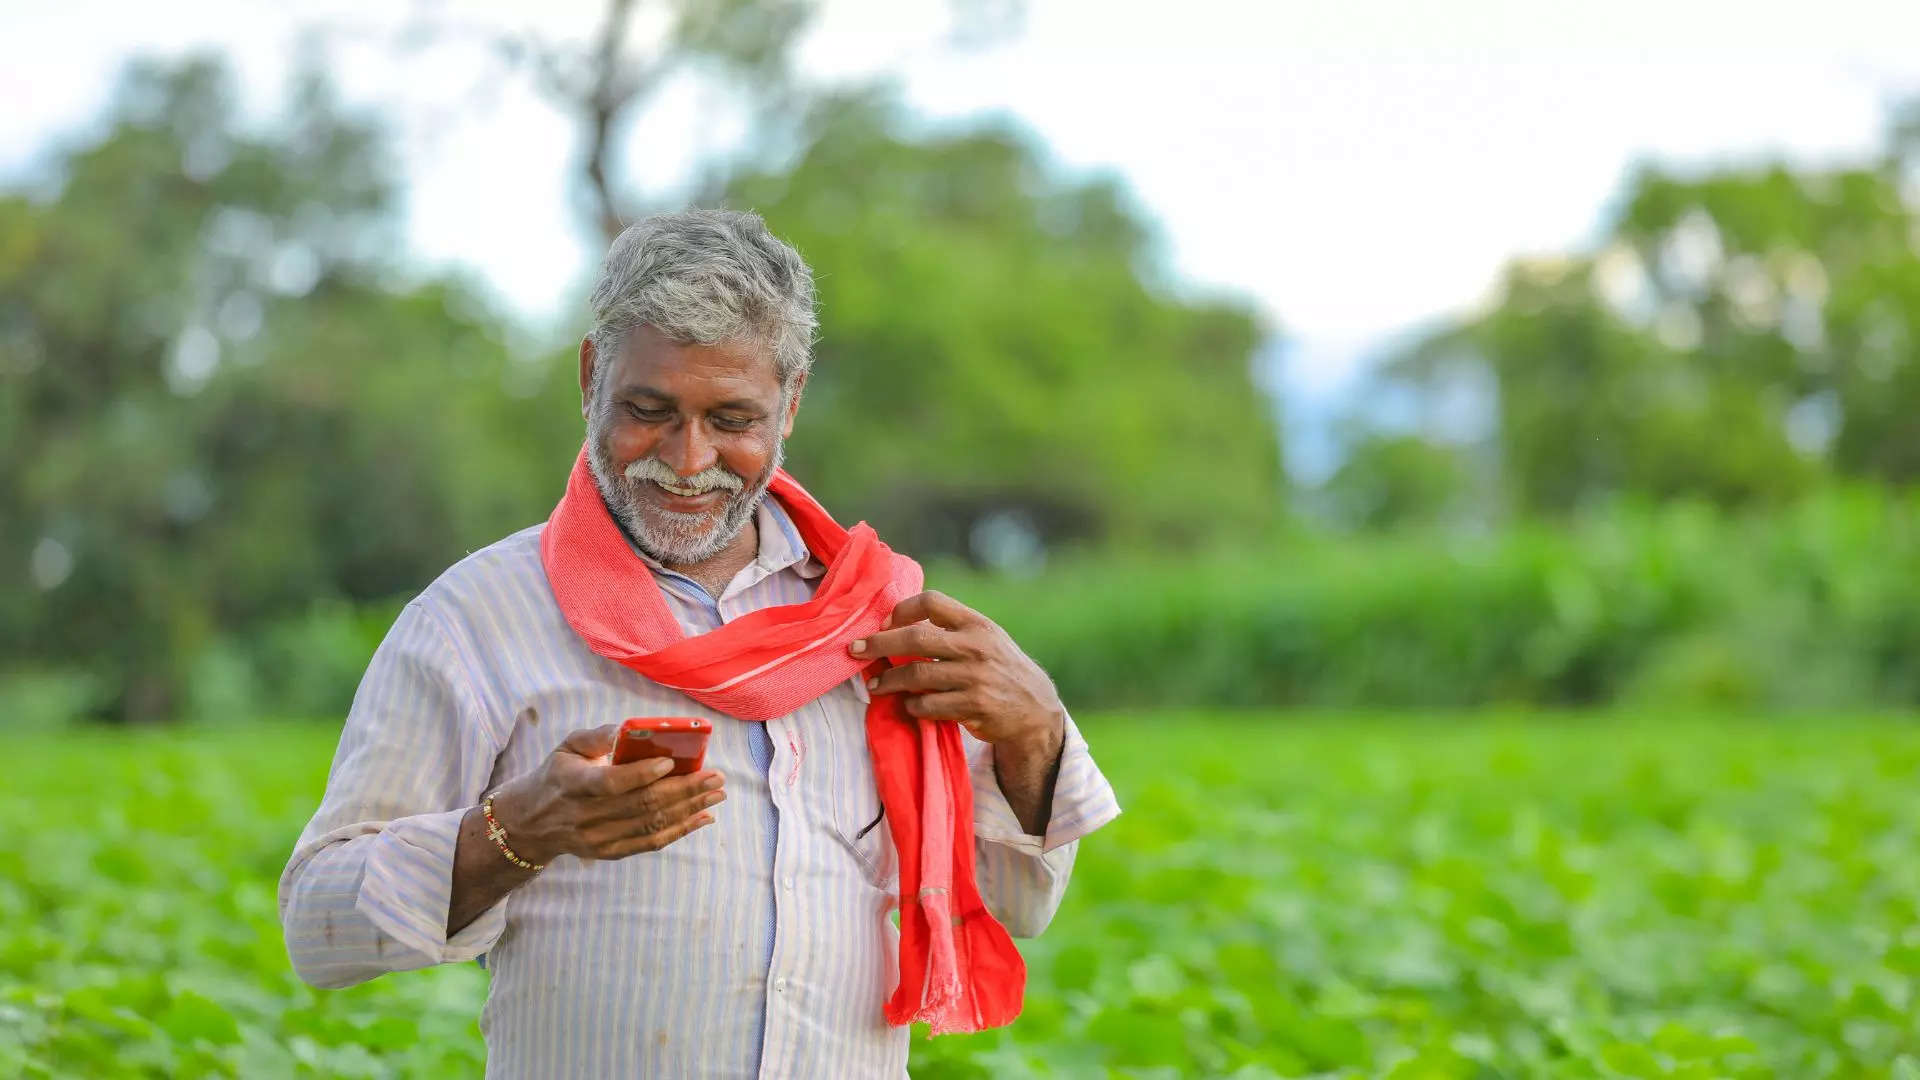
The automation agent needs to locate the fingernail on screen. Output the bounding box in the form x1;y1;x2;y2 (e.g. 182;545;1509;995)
866;677;878;690
850;639;866;655
703;775;724;790
652;759;676;775
705;792;725;806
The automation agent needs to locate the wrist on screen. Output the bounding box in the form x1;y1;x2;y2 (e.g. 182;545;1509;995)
1000;708;1066;763
483;784;553;870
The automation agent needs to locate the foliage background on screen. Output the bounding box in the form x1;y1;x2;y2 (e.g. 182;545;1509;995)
6;2;1920;1077
10;715;1920;1078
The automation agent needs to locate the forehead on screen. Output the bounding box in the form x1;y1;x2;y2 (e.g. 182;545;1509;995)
605;324;781;400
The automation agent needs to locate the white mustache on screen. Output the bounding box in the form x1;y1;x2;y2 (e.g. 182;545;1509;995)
623;457;744;494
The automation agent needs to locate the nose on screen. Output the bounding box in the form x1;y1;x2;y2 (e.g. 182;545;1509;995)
657;419;718;478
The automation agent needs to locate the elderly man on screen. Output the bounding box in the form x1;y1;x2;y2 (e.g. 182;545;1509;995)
279;209;1120;1078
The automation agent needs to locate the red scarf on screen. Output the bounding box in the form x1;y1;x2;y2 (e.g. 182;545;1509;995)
539;448;1024;1033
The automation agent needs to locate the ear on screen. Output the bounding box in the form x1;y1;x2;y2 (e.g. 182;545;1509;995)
778;370;808;439
577;337;596;421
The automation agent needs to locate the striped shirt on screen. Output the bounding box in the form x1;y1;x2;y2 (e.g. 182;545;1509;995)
277;498;1122;1078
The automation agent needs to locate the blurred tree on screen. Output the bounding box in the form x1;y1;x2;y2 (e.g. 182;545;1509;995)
422;0;1020;242
2;42;1282;721
724;92;1283;558
1384;106;1920;515
1318;433;1470;531
498;0;819;241
0;57;581;722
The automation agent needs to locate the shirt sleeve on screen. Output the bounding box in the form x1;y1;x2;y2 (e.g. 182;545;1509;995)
964;711;1121;937
278;600;508;989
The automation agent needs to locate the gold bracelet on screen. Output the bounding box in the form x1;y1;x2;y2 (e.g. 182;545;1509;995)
481;791;545;872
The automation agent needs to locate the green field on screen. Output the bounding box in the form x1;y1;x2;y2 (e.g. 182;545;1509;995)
3;714;1917;1078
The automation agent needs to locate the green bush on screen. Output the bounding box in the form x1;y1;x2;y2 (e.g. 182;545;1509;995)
173;598;404;725
942;485;1920;711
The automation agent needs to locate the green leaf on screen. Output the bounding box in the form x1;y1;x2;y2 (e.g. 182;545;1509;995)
159;990;241;1046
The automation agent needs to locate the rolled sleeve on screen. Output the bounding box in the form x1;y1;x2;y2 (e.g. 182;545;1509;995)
359;809;506;960
968;711;1121;852
279;601;506;989
966;711;1121;936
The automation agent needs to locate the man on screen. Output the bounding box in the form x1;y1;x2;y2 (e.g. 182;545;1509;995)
279;209;1120;1078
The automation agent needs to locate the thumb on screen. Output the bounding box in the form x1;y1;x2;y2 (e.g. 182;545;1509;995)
559;723;620;759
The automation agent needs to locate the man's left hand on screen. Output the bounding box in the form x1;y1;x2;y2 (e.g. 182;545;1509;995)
851;590;1065;759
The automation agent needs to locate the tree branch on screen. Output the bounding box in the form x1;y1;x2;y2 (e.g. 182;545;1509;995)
581;0;648;242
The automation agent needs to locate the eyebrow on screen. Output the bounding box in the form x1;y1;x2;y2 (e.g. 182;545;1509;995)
616;385;768;412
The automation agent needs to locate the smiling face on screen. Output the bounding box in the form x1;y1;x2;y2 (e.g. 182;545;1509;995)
580;323;802;570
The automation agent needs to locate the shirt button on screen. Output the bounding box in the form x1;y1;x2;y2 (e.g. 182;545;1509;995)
773;977;788;992
783;875;795;890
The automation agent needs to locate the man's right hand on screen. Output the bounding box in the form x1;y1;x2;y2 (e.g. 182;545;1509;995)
488;723;725;865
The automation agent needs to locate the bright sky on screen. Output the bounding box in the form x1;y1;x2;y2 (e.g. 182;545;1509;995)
6;0;1920;477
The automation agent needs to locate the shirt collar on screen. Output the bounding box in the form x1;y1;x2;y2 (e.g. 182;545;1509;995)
754;496;825;580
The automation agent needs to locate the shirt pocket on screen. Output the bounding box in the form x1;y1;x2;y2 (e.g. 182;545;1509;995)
813;680;897;889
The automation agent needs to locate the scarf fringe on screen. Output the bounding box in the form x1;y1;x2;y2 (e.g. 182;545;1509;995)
916;891;968;1034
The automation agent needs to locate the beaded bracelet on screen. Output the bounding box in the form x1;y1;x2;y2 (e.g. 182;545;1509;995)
481;791;546;872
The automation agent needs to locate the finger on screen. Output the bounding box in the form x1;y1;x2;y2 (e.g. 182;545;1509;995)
558;723;621;760
852;623;967;662
590;784;726;844
902;691;974;719
597;811;716;860
585;769;722;824
568;754;676;797
869;661;972;697
885;590;981;631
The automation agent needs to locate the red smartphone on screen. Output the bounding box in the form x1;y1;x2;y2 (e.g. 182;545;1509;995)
610;716;712;776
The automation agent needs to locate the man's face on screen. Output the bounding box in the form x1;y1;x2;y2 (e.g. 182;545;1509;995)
580;323;801;568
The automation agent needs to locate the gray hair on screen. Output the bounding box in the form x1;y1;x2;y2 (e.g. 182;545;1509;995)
586;209;817;396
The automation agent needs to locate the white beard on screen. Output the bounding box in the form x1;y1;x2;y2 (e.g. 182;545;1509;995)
586;426;782;568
